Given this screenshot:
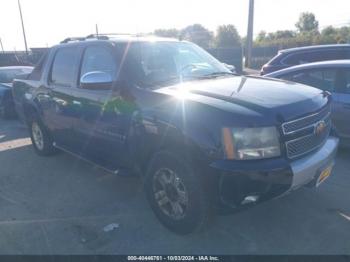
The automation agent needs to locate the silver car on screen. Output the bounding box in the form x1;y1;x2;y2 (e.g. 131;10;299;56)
265;60;350;147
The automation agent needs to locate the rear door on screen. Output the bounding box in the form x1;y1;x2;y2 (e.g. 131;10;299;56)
333;68;350;139
45;46;83;151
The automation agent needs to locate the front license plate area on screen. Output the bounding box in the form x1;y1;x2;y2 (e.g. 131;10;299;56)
316;165;333;187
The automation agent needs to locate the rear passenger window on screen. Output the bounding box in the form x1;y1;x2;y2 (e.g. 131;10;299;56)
282;53;304;65
50;47;80;87
283;50;344;65
281;69;337;92
80;46;116;79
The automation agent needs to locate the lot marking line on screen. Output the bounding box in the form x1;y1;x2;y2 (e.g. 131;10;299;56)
0;214;122;226
0;138;31;152
0;193;20;205
338;211;350;222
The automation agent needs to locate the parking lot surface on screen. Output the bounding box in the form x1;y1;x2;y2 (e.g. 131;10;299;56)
0;119;349;255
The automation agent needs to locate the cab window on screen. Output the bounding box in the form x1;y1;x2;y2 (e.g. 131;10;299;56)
50;47;80;87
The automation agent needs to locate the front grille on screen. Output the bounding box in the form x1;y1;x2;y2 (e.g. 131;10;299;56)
282;106;330;134
283;106;331;159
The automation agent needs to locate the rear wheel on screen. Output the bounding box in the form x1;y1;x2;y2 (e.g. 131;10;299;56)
145;151;213;234
29;116;58;156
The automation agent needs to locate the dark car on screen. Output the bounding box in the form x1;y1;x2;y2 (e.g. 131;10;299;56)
261;44;350;75
0;66;33;118
13;35;338;234
265;60;350;147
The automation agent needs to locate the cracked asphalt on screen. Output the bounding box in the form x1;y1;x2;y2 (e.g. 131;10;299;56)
0;118;349;254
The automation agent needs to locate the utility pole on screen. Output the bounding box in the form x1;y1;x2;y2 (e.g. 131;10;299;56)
0;38;4;53
246;0;254;68
96;24;99;36
18;0;29;54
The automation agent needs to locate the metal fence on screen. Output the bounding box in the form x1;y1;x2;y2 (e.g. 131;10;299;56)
0;48;48;67
207;47;243;73
249;46;280;69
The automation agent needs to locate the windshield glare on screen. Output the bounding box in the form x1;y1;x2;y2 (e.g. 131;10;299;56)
125;42;231;87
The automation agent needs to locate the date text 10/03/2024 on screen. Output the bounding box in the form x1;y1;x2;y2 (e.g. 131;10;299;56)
127;256;220;261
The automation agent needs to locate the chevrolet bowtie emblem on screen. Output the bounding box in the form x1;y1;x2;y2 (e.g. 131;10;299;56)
314;121;326;136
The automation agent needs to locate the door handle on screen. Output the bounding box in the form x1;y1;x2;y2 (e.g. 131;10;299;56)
72;100;82;106
53;98;67;106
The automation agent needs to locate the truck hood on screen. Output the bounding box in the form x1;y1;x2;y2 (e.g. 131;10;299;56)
156;76;330;122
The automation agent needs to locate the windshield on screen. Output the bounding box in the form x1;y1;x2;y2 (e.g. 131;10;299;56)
123;41;232;88
0;68;33;83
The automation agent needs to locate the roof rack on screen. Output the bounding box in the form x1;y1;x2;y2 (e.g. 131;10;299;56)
60;33;154;44
60;37;86;44
86;33;135;40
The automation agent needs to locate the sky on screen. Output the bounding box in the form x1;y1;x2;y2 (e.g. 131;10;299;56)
0;0;350;51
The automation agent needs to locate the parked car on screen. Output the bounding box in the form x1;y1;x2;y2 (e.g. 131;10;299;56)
13;35;339;234
265;60;350;147
0;66;33;118
260;44;350;75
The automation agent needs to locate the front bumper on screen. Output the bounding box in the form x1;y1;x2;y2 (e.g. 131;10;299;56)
289;136;338;190
210;136;339;209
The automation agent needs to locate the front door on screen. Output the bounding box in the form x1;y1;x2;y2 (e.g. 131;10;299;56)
74;44;131;170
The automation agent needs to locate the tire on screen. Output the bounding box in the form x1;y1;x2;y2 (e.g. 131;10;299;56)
144;151;213;234
29;115;58;156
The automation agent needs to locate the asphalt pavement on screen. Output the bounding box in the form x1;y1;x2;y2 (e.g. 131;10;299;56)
0;119;349;254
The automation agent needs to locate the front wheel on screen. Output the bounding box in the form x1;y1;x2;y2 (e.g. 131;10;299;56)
29;117;58;156
145;151;213;234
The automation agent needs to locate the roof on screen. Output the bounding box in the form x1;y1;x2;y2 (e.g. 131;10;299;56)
279;44;350;54
265;60;350;77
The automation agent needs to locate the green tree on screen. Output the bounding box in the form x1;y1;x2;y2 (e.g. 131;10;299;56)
295;12;319;33
154;28;180;38
214;25;241;48
181;24;214;49
320;26;338;43
256;31;267;42
274;30;296;39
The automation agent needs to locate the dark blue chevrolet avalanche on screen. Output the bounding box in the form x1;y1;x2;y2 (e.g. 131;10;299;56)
12;35;339;234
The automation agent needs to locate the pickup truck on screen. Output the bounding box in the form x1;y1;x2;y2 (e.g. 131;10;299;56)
13;35;339;234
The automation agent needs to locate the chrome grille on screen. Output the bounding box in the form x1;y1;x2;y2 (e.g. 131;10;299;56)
282;106;330;135
283;106;332;159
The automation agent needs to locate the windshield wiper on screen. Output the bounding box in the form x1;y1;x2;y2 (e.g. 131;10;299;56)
202;71;237;78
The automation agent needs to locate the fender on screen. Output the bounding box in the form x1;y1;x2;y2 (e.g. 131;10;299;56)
126;106;209;175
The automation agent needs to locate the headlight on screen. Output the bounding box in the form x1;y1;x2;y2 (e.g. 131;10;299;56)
222;126;281;160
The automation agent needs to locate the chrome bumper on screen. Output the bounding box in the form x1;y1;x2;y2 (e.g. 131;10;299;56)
289;136;339;190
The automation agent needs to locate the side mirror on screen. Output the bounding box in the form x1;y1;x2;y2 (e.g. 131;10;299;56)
80;71;113;90
223;63;236;73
